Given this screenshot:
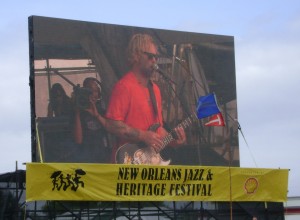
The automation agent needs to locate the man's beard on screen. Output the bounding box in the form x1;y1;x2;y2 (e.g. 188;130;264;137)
142;65;154;77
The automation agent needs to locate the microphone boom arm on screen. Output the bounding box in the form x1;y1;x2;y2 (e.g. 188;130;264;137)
153;64;177;85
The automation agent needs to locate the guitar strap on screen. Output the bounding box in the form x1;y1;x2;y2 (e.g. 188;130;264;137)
147;81;158;116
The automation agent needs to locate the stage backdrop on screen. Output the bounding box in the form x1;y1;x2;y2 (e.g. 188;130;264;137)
29;16;238;166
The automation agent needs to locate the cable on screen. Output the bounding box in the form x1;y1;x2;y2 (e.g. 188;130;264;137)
35;119;44;163
237;121;258;167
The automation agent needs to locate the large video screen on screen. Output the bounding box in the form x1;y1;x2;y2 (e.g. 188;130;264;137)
29;16;239;166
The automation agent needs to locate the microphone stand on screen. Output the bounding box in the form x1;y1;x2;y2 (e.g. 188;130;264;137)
153;64;177;86
153;64;191;117
51;69;77;88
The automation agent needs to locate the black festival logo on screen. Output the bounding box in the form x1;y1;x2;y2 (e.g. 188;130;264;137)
51;169;86;191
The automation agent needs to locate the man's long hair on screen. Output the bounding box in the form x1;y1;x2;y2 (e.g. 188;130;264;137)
127;33;156;67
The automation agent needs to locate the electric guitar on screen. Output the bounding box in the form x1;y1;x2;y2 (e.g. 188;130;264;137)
115;112;198;165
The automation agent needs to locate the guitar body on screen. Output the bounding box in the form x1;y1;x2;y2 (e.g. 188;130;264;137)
114;113;197;165
115;143;171;165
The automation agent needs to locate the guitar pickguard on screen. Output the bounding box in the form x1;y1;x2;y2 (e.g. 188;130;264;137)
115;143;171;165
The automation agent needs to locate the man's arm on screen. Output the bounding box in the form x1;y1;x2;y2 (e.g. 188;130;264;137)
105;119;139;140
104;118;163;148
73;108;83;144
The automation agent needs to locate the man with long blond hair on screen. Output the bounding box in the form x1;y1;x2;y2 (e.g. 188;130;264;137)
105;33;186;164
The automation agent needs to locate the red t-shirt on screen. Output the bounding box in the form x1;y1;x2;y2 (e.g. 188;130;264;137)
106;71;164;145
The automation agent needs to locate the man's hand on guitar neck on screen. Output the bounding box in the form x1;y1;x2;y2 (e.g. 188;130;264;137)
172;126;187;146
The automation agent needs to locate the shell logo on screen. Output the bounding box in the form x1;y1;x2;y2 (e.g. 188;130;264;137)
244;177;259;194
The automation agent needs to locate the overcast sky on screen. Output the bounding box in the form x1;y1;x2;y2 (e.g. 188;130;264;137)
0;1;299;197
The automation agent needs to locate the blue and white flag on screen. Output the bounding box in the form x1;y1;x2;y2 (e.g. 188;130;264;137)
196;93;221;119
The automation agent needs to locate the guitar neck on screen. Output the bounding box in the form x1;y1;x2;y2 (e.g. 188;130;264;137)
160;112;197;151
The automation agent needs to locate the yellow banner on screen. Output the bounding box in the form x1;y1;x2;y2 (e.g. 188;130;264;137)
26;163;288;202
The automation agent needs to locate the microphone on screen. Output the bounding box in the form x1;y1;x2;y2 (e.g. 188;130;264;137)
152;64;177;85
